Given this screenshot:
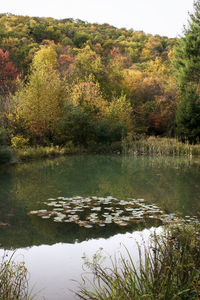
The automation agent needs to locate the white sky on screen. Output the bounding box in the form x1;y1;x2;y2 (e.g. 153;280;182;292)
0;0;195;38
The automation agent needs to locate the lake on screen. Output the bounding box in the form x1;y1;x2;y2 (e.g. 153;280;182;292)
0;155;200;299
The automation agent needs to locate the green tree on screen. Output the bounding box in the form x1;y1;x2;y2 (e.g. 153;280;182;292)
73;45;103;82
175;0;200;143
73;31;90;48
176;86;200;143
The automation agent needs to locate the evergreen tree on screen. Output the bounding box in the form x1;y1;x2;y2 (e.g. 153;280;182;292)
176;86;200;143
175;0;200;143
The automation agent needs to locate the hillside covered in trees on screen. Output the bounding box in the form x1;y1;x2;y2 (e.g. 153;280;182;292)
0;10;199;156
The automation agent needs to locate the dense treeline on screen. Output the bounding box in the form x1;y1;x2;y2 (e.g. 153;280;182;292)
0;4;199;158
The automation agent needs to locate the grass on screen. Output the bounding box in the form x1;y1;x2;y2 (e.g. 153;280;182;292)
14;141;122;162
0;253;36;300
7;136;200;163
16;146;67;161
122;136;200;156
77;224;200;299
15;144;83;162
1;225;199;300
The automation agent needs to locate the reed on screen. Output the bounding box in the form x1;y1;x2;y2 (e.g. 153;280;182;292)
77;224;200;299
122;136;200;156
0;253;36;300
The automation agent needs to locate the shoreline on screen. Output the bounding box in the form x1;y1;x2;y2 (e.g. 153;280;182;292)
1;137;200;165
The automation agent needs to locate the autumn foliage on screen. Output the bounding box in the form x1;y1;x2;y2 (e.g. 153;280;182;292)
0;49;18;94
0;13;181;148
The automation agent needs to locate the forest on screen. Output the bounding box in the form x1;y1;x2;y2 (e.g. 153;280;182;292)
1;4;200;300
0;7;200;161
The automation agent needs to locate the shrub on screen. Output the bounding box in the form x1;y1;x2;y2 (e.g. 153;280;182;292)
11;136;29;149
0;127;9;146
0;147;12;164
0;127;13;164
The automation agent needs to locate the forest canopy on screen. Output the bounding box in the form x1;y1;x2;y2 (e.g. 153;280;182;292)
0;7;199;152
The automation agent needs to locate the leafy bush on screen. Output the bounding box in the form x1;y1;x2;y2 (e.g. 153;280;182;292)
11;136;29;149
0;127;9;146
0;128;12;164
0;147;12;164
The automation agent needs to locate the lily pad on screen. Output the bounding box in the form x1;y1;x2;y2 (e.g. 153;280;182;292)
84;224;93;228
29;194;198;228
29;210;39;215
118;221;129;226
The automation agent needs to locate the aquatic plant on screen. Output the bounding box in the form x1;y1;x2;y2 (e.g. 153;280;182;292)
29;196;173;228
77;224;200;299
122;136;200;156
0;253;36;300
29;196;199;229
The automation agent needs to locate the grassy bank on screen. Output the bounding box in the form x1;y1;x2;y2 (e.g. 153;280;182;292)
1;137;200;164
14;137;200;162
14;145;77;162
12;141;122;162
122;136;200;156
77;223;200;299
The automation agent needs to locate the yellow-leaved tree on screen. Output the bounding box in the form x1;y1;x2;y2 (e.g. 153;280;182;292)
106;94;133;133
13;44;68;144
70;80;108;117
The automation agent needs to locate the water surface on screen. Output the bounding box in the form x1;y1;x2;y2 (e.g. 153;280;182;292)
0;155;200;299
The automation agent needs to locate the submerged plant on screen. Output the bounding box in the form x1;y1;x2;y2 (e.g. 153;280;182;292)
77;224;200;299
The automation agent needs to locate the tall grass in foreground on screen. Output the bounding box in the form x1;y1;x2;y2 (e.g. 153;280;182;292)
0;253;36;300
77;224;200;299
122;136;200;156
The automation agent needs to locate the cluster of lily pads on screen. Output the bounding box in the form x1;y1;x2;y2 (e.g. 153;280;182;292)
29;196;199;228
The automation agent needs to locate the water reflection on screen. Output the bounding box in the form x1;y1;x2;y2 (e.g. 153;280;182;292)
0;227;162;300
0;155;200;249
